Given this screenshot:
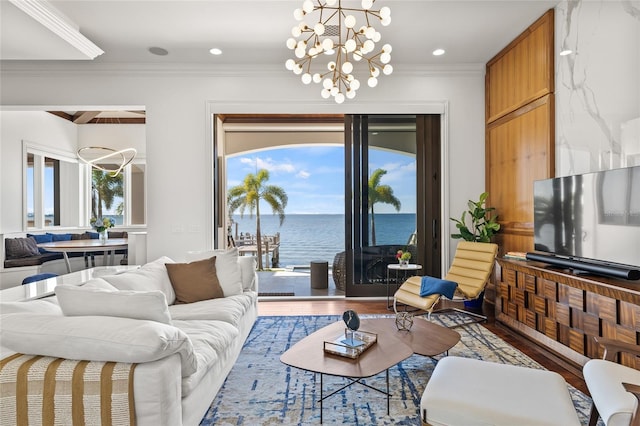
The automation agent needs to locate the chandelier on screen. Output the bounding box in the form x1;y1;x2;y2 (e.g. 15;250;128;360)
285;0;392;104
77;146;137;177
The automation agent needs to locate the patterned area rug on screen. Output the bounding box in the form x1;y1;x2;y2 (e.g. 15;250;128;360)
200;314;593;425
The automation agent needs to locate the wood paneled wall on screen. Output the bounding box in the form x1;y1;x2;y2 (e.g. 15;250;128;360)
485;9;555;256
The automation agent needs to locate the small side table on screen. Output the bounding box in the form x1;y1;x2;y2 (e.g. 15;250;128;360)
386;263;422;310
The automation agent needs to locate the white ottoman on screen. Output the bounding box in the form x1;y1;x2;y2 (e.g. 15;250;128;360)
421;356;581;426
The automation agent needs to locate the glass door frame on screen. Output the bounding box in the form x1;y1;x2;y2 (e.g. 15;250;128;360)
344;114;442;297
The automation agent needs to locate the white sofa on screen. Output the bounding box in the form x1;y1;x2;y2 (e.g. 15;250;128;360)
0;250;258;426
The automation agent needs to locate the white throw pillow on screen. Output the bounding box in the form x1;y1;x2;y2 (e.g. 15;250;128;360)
56;284;172;325
238;255;257;291
186;249;243;296
81;277;119;291
0;313;197;377
102;256;176;304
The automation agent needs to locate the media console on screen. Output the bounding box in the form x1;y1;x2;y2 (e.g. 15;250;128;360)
495;257;640;371
525;252;640;281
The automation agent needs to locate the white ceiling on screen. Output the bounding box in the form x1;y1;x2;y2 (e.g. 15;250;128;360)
1;0;559;66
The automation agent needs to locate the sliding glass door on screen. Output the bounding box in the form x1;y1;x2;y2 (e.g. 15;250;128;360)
344;115;441;297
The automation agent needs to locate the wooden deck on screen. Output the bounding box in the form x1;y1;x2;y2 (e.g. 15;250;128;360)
235;234;280;268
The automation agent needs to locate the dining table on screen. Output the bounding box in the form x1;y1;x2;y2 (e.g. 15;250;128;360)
37;238;128;273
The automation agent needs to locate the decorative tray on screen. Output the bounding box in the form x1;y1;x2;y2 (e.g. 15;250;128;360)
323;329;377;359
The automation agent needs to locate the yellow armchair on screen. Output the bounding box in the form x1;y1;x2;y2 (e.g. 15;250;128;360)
393;241;498;324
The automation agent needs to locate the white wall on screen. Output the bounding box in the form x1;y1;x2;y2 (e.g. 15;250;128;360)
0;64;486;264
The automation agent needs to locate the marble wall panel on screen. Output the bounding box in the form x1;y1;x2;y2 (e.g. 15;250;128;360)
556;0;640;176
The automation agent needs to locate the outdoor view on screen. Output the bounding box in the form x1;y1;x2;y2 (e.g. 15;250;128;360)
226;145;417;268
26;158;126;227
91;168;124;224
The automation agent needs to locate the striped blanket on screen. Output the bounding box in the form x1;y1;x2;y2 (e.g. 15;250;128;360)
0;353;136;426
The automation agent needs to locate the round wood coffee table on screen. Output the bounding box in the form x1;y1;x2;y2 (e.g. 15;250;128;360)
280;317;460;423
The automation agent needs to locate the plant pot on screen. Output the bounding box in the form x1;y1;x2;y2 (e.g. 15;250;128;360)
464;291;484;309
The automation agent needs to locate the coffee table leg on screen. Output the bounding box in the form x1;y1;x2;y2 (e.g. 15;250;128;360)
386;368;390;415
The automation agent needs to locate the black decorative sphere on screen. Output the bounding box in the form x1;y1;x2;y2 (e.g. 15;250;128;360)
342;310;360;331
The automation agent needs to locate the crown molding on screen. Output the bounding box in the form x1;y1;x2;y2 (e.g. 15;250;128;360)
9;0;103;60
0;61;484;77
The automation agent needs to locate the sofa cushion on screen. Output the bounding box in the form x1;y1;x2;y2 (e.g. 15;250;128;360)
169;293;256;327
5;237;40;259
4;253;62;268
0;299;63;316
186;248;243;297
172;319;239;396
165;256;224;304
47;232;73;241
101;256;176;305
0;313;197;377
238;256;257;291
108;231;128;238
81;277;119;290
71;233;91;240
56;284;172;325
27;233;53;253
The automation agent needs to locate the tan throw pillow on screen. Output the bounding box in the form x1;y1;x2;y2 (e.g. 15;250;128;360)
165;256;224;304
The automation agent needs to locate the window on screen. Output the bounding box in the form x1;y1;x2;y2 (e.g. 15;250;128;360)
89;162;145;225
44;156;60;226
24;143;76;229
23;141;145;229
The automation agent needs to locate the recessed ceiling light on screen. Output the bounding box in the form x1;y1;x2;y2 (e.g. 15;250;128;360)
432;48;445;56
559;49;573;56
148;47;168;56
209;48;222;55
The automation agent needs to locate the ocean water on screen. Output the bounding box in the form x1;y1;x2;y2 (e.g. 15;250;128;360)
231;213;416;267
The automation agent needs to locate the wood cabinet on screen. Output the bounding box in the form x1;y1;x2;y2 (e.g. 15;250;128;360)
485;10;555;257
483;9;554;302
487;95;554;255
496;258;640;370
486;11;554;123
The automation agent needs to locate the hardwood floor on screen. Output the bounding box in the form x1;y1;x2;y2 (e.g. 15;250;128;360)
258;299;590;395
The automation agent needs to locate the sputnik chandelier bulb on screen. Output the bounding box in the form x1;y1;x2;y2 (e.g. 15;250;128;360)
285;0;392;104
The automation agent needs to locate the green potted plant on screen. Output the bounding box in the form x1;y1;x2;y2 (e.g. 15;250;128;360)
450;192;500;242
450;192;500;308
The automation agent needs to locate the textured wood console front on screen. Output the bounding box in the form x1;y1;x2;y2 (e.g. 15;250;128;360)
496;258;640;370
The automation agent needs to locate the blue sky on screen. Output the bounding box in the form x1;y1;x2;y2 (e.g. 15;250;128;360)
226;145;417;215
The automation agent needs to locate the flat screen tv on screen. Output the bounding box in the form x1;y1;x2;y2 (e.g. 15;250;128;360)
529;165;640;280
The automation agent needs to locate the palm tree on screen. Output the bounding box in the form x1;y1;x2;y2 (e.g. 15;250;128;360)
368;168;401;245
227;169;288;270
91;169;123;219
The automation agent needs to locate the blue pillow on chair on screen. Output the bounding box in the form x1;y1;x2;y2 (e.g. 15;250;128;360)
420;276;458;299
86;232;99;239
22;273;59;285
